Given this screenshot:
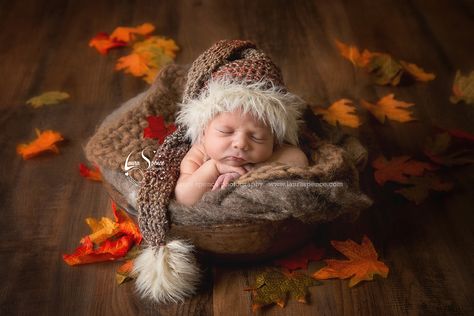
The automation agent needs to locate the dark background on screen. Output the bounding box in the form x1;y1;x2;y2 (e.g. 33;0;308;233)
0;0;473;315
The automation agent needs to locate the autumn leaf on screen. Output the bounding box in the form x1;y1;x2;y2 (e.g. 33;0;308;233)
63;235;134;266
17;129;64;159
115;52;151;77
312;99;362;128
246;269;321;312
396;174;453;205
360;94;416;123
372;155;436;185
110;23;155;43
335;40;435;86
143;115;177;144
424;131;474;166
400;61;436;82
79;163;102;181
80;216;119;245
273;243;325;271
26;91;70;108
116;260;136;284
112;202;142;244
88;32;127;55
450;70;474;104
313;235;389;287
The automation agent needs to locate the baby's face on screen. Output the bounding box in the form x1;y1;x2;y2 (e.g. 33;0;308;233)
202;109;274;166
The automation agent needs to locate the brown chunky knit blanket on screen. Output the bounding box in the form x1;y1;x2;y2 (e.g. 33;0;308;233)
85;63;372;249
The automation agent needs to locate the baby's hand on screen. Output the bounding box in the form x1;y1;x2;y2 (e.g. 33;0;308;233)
212;172;241;191
213;160;247;175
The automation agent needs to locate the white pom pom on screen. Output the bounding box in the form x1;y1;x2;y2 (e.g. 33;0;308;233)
133;240;201;303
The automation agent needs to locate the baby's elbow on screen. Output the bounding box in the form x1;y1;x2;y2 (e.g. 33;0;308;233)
294;150;309;167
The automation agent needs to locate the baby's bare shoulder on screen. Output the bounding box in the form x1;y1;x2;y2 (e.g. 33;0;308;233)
180;144;207;175
269;144;309;167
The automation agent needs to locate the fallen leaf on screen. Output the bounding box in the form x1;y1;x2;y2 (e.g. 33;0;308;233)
112;202;142;244
372;155;436;185
115;52;151;77
274;243;325;271
335;40;435;86
450;70;474;104
424;132;474;166
396;174;453;205
313;235;389;287
400;61;436;82
79;163;102;181
312;99;362;128
143;115;177;144
80;217;119;245
246;269;321;311
360;94;416;123
26;91;70;108
110;23;155;43
116;260;135;284
63;235;134;266
17;129;64;159
88;32;127;55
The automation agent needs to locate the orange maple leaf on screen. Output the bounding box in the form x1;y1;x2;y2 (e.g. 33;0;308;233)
115;52;150;76
360;94;416;123
313;235;389;287
80;216;119;245
110;23;155;43
17;129;64;159
88;32;127;55
334;39;373;68
112;203;142;244
399;61;436;82
372;155;436;185
312;99;362;128
79;163;102;181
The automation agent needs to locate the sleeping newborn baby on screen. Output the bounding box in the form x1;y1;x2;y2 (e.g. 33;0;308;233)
173;40;309;206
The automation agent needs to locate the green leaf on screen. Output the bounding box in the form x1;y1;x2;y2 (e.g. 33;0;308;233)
27;91;70;108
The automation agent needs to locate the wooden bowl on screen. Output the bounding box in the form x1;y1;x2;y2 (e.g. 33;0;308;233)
103;180;316;262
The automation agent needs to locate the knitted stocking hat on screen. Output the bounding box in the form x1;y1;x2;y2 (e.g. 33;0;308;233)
133;40;305;303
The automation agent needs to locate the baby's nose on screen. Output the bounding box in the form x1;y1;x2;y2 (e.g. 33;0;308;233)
232;135;249;150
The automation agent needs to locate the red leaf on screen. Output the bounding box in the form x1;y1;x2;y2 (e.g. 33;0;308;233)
112;202;142;244
143;115;177;144
89;32;127;55
274;243;325;271
79;163;102;181
63;235;133;266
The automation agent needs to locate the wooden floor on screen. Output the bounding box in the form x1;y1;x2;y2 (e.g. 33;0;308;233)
1;0;473;315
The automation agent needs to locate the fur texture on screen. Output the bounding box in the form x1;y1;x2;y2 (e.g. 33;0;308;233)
176;77;305;145
133;240;201;303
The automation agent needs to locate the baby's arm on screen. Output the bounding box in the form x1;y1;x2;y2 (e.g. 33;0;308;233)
266;144;309;167
175;148;247;206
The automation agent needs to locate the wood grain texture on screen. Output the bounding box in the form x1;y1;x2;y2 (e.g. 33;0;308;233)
0;0;473;315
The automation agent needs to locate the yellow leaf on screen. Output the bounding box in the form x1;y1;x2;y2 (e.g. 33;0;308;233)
360;94;415;123
81;217;119;245
334;39;373;68
16;129;64;159
26;91;70;108
450;70;474;104
400;61;436;82
312;99;361;128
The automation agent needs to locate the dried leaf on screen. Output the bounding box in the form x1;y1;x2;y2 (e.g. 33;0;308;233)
400;60;436;82
450;70;474;104
79;163;102;182
372;155;436;185
424;132;474;166
360;94;415;123
63;235;134;266
274;243;325;271
88;32;127;55
81;217;119;245
335;40;435;86
115;52;151;77
110;23;155;43
17;129;64;159
116;260;136;284
112;203;142;244
312;99;362;128
247;269;321;311
313;235;389;287
143;115;177;144
26;91;70;108
396;174;453;205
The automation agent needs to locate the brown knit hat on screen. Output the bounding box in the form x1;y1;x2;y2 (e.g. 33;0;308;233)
134;40;304;303
177;39;304;145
